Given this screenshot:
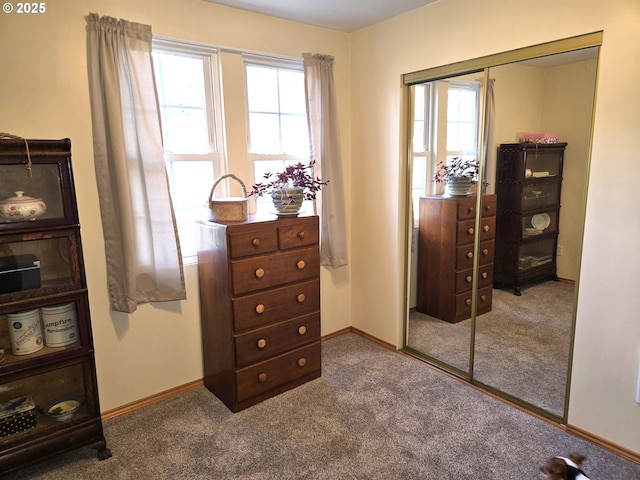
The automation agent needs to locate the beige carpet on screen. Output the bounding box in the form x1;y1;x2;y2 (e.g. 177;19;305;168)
4;333;638;479
408;281;574;416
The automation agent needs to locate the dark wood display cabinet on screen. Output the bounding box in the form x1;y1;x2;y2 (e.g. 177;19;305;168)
0;138;110;474
197;214;321;412
494;142;567;295
417;194;496;323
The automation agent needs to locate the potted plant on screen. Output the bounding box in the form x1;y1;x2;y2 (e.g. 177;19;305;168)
433;156;480;196
248;160;328;215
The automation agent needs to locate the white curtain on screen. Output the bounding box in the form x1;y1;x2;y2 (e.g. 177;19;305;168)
302;53;348;268
483;79;496;192
86;13;186;313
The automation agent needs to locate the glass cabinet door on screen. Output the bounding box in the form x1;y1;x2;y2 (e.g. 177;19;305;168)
523;148;563;178
518;237;556;272
0;360;95;442
521;210;558;238
0;230;83;301
0;295;87;367
521;182;560;211
0;140;78;232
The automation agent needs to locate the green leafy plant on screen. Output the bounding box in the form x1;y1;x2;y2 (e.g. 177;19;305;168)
433;156;480;184
248;160;328;202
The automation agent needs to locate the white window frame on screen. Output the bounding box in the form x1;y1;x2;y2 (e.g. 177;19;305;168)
445;80;480;159
242;55;312;215
152;38;226;263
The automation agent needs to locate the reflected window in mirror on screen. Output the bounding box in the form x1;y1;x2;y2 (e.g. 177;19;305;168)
411;79;481;215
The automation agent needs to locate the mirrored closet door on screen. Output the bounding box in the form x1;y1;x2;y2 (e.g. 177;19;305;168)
402;33;601;422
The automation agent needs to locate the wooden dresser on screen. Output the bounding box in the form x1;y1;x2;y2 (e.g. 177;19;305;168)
196;214;321;412
416;194;496;323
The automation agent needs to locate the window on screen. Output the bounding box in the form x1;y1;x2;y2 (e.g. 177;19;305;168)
411;83;431;218
411;80;480;213
152;41;224;262
244;57;311;214
152;40;311;260
446;81;479;161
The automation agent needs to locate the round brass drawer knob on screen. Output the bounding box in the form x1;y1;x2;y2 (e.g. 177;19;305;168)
482;248;489;256
297;293;306;303
483;225;490;232
465;299;472;306
482;272;488;279
480;295;487;302
297;260;306;270
252;238;260;247
465;275;472;283
298;325;307;335
257;338;266;349
258;373;267;383
298;358;306;367
255;268;265;278
255;304;265;314
467;252;473;259
298;231;305;239
467;228;474;235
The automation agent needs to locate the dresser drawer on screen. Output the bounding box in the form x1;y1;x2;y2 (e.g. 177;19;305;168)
457;217;496;245
234;312;320;367
236;342;321;402
456;197;477;220
455;195;497;220
278;220;319;250
455;241;495;270
231;247;319;295
455;264;494;293
480;195;496;217
454;285;493;318
228;226;278;259
232;279;320;331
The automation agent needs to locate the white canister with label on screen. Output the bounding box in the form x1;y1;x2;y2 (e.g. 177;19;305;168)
41;303;78;347
7;308;44;355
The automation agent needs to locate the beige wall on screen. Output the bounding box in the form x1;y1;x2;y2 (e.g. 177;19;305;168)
350;0;640;454
0;0;352;411
489;59;596;280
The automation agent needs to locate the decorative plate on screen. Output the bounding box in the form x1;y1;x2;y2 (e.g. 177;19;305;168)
531;213;551;230
44;397;82;422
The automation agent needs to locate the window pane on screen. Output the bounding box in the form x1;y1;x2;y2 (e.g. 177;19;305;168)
278;70;306;114
155;54;206;107
281;115;310;155
446;84;478;153
249;113;281;153
246;63;309;155
167;161;214;209
167;161;215;258
247;66;279;112
154;52;211;155
164;107;209;154
412;156;427;219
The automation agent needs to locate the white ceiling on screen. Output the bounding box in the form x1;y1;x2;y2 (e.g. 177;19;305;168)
201;0;440;32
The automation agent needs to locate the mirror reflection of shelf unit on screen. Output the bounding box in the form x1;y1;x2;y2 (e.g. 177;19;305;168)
494;142;566;295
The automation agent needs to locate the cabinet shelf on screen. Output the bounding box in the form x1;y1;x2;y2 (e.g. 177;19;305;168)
494;142;566;295
0;138;109;474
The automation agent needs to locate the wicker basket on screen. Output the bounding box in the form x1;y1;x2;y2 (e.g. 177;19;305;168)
207;174;248;222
